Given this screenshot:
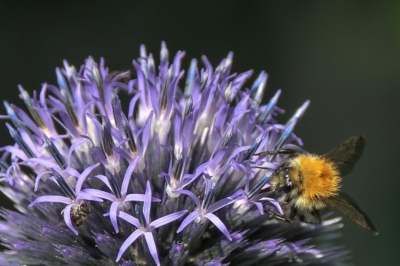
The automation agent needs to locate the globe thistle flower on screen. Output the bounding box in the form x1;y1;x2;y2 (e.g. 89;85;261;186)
0;43;349;265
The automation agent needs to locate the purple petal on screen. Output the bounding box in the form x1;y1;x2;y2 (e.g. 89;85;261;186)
176;211;201;233
116;229;143;262
93;173;110;186
29;195;71;206
34;170;52;191
151;210;187;229
207;196;239;214
143;181;152;224
76;192;103;202
118;211;141;228
144;232;160;266
173;190;201;208
140;111;153;156
24;158;59;169
204;213;232;241
125;193;160;203
81;188;115;201
63;205;78;235
75;163;100;193
110;201;121;233
259;197;283;214
67;138;90;166
0;146;28;161
121;157;139;196
253;201;264;215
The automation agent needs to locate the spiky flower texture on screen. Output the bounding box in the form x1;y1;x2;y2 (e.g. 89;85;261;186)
0;43;348;265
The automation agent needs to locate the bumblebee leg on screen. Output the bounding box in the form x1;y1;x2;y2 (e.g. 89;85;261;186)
255;148;298;157
266;210;291;223
252;166;275;171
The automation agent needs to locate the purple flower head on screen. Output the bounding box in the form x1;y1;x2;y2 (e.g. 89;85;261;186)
0;43;349;265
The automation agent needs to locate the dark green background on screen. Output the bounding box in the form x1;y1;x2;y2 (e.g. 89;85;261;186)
1;2;398;265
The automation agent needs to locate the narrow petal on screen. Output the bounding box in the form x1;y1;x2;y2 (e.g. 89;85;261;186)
176;211;201;233
118;211;141;228
34;170;52;191
125;193;160;203
207;196;239;214
204;213;232;241
76;192;103;202
143;181;152;224
29;195;71;206
63;205;78;235
81;188;115;201
259;197;283;214
110;201;121;233
121;157;139;196
116;229;143;262
144;232;160;266
173;190;201;208
75;163;100;193
150;210;188;229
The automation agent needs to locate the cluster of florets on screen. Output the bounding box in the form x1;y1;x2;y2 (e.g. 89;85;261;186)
0;43;347;265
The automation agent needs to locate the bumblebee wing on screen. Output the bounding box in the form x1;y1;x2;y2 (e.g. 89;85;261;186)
325;191;378;235
324;135;366;176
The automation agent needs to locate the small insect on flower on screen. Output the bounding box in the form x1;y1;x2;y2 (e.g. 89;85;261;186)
70;202;90;227
256;135;379;235
60;202;90;227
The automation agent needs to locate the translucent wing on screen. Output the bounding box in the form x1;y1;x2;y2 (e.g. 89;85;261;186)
324;135;366;176
325;191;378;235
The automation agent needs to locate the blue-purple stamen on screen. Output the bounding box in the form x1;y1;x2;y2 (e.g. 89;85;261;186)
51;168;75;199
184;59;197;98
19;87;45;129
105;169;122;199
220;126;234;148
139;45;148;77
160;70;171;112
56;68;74;105
60;87;79;127
285;100;310;128
101;121;114;157
172;154;184;181
224;82;233;104
111;91;123;128
92;65;104;103
6;124;35;158
135;205;147;228
0;160;9;171
43;134;67;170
242;134;263;162
250;72;268;108
183;97;193;122
4;102;28;133
121;114;136;153
247;172;273;199
269;100;310;161
160;41;169;65
201;185;216;210
257;89;281;125
199;72;208;93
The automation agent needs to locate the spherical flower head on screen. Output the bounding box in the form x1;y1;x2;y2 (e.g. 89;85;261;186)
0;43;348;265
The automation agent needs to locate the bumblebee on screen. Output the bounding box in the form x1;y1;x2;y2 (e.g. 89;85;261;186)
257;135;378;235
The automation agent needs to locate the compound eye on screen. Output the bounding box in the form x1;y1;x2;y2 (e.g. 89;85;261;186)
279;175;293;193
281;185;292;193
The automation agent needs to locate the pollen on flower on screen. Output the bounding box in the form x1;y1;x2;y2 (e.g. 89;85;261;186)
0;42;349;265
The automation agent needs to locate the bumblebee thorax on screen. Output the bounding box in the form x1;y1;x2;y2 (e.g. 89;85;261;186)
288;154;341;204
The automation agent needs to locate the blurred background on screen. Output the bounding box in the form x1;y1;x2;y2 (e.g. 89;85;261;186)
0;1;398;265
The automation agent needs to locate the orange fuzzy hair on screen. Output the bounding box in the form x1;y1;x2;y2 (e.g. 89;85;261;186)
290;154;341;203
